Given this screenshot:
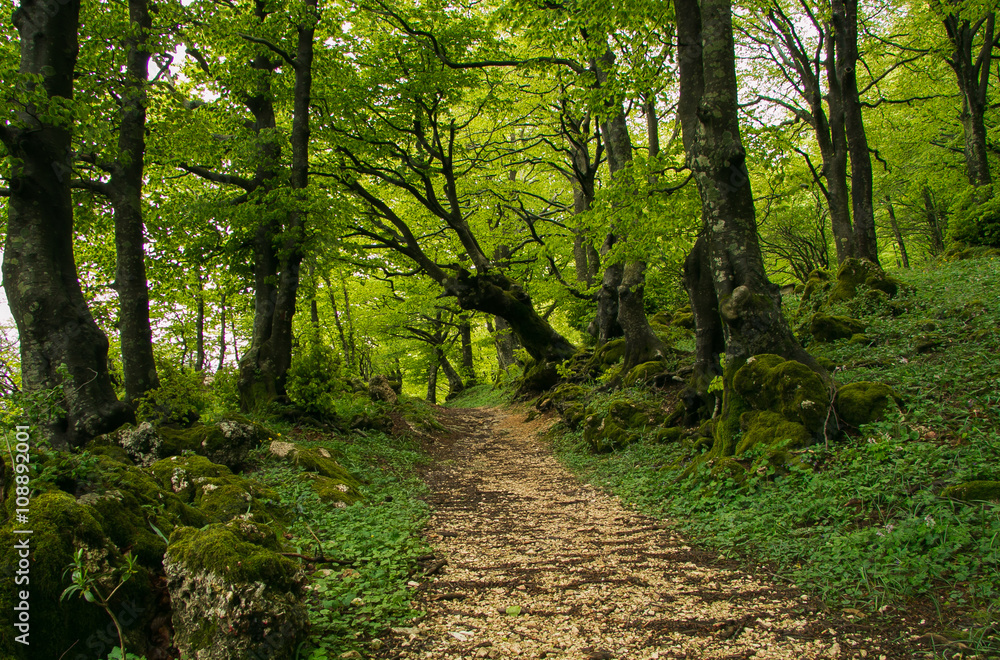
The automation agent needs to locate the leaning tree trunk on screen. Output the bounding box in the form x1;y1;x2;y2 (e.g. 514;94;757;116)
1;0;132;447
435;348;465;399
676;0;826;456
443;271;576;363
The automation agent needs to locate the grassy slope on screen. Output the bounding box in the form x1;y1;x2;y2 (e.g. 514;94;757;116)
549;256;1000;651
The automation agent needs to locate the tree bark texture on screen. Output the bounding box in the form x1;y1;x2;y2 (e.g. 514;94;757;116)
831;0;879;264
676;0;824;451
2;0;132;447
885;198;910;269
942;10;995;186
426;356;439;404
108;0;160;402
237;0;315;411
459;318;476;385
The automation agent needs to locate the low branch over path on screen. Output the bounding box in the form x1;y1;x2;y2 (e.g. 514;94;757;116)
379;408;925;659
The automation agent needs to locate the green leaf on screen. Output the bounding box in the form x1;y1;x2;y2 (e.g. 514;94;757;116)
505;605;521;616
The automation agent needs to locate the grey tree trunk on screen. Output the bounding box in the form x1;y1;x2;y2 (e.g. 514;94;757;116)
676;0;825;455
885;198;910;269
2;0;132;447
426;357;439;404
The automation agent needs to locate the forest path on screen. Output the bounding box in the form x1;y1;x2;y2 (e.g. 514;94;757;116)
376;406;918;660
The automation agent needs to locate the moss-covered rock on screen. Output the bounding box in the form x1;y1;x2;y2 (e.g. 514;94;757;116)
593;338;627;367
801;268;832;303
671;312;695;329
810;313;866;343
561;403;586;430
736;411;813;455
732;354;830;433
165;521;308;660
835;381;897;427
114;415;269;470
300;473;363;506
815;356;838;372
711;457;746;482
940;481;1000;502
149;455;283;524
654;426;684;444
583;415;637;453
828;258;905;303
0;491;157;659
268;442;361;486
623;360;670;387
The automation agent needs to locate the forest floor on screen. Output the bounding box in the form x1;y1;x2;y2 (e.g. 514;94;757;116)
374;406;933;660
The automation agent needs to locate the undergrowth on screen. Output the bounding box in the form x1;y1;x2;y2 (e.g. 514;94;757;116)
551;256;1000;655
252;426;431;658
444;382;511;408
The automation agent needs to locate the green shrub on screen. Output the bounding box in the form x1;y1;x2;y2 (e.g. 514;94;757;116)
136;363;210;427
285;342;350;417
948;184;1000;248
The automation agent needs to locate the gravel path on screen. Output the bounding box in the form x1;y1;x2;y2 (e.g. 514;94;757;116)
377;407;925;660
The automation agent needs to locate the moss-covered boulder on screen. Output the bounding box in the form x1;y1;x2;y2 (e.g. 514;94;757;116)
114;415;269;470
801;268;832;303
368;374;399;403
810;313;866;343
269;442;361;486
732;354;830;433
299;473;362;506
165;521;308;660
623;360;670;387
835;382;897;427
149;455;283;524
736;411;813;455
592;338;627;367
583;414;637;453
0;491;157;659
828;258;906;303
940;481;1000;502
654;426;684;444
711;457;747;482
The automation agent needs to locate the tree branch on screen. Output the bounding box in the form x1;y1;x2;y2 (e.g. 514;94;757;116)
239;33;297;69
178;163;257;191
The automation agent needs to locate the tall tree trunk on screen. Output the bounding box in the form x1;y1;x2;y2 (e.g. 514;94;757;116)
942;12;995;186
682;237;726;421
324;274;351;367
435;347;465;399
108;0;159;403
218;292;227;370
885;198;910;269
488;317;519;370
832;0;879;264
922;187;947;254
459;317;476;385
1;0;132;447
195;288;206;371
676;0;825;456
426;355;439;404
588;46;666;372
238;0;315;411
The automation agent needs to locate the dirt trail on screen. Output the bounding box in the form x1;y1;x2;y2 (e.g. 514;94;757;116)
378;407;923;660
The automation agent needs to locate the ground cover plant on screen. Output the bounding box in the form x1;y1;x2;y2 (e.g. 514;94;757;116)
250;413;434;659
548;255;1000;656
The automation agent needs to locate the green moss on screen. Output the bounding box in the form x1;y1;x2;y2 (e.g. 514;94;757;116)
711;457;746;482
815;356;838;372
810;313;866;343
732;354;830;432
561;403;586;430
835;381;897;427
167;523;299;591
623;360;669;387
268;442;361;486
0;491;155;659
301;473;364;505
940;481;1000;502
654;427;684;443
711;357;751;458
802;268;832;303
670;312;695;329
736;411;813;455
583;414;638;453
593;338;627;366
149;455;234;501
850;333;875;346
828;258;893;303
